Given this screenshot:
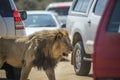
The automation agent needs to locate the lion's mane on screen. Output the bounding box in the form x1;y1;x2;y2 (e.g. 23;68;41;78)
29;30;61;70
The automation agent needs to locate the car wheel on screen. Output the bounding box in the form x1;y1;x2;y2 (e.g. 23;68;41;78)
13;67;21;80
73;41;91;76
2;63;21;80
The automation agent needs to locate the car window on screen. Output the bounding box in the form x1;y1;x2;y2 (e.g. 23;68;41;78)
24;14;57;27
73;0;92;13
47;7;70;16
0;0;13;17
93;0;107;16
106;0;120;33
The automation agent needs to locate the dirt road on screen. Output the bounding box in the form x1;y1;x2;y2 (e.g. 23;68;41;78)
29;55;93;80
0;55;93;80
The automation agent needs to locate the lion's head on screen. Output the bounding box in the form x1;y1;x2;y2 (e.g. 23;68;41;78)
30;29;73;70
52;29;73;59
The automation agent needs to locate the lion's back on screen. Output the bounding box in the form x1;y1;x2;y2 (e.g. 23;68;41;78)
0;36;28;59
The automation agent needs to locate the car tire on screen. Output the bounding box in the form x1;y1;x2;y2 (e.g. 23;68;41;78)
2;63;21;80
13;67;21;80
96;78;119;80
2;63;14;80
73;41;91;76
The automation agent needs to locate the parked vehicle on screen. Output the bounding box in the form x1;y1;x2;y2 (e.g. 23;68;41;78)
46;2;72;24
24;11;62;36
93;0;120;80
66;0;107;76
0;0;27;80
0;0;26;36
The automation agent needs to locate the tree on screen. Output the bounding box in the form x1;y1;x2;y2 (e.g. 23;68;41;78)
14;0;72;10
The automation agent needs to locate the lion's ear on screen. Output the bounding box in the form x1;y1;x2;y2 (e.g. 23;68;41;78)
55;32;63;40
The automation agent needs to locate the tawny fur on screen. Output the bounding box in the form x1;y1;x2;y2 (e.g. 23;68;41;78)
0;29;72;80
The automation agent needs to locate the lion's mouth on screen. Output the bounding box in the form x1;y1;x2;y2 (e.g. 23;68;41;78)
63;51;72;56
63;52;68;56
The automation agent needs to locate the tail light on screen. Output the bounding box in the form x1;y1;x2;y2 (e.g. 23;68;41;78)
57;6;69;8
13;10;25;30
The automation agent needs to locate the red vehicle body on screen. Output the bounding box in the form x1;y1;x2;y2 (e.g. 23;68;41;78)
93;0;120;80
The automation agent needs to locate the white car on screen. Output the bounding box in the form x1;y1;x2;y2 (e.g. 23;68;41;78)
0;0;26;36
46;2;72;24
24;11;61;36
0;0;27;80
66;0;108;76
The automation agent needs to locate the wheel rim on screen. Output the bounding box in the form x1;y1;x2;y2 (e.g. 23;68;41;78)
75;48;81;71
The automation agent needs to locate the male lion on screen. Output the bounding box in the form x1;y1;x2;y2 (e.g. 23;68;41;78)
0;29;73;80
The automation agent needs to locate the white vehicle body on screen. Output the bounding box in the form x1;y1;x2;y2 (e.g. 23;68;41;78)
0;0;26;36
67;0;107;54
46;2;72;24
24;11;61;36
66;0;108;76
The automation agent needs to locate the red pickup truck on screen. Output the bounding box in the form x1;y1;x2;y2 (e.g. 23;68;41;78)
93;0;120;80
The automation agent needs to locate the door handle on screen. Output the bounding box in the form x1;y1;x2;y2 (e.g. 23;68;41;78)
88;20;91;24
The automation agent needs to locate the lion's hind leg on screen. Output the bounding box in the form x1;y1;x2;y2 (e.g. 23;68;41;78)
45;68;56;80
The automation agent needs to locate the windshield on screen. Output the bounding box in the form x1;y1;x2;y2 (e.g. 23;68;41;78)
48;7;70;16
24;14;57;27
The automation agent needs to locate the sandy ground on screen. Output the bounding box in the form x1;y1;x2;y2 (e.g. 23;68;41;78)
0;55;93;80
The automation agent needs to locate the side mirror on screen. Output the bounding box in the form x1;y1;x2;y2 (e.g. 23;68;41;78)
61;23;66;28
19;10;27;20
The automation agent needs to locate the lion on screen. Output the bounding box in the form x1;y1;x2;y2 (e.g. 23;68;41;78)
0;29;73;80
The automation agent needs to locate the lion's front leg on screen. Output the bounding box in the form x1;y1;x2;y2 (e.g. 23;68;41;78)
45;68;56;80
20;63;32;80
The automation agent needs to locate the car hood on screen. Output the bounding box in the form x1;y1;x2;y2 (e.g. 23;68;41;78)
25;27;60;36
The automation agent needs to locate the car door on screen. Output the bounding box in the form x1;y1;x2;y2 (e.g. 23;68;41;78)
0;0;14;36
86;0;107;53
93;0;120;80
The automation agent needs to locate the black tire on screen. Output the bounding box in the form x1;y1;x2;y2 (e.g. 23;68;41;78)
96;78;120;80
13;67;21;80
2;63;21;80
73;41;91;76
2;63;14;80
